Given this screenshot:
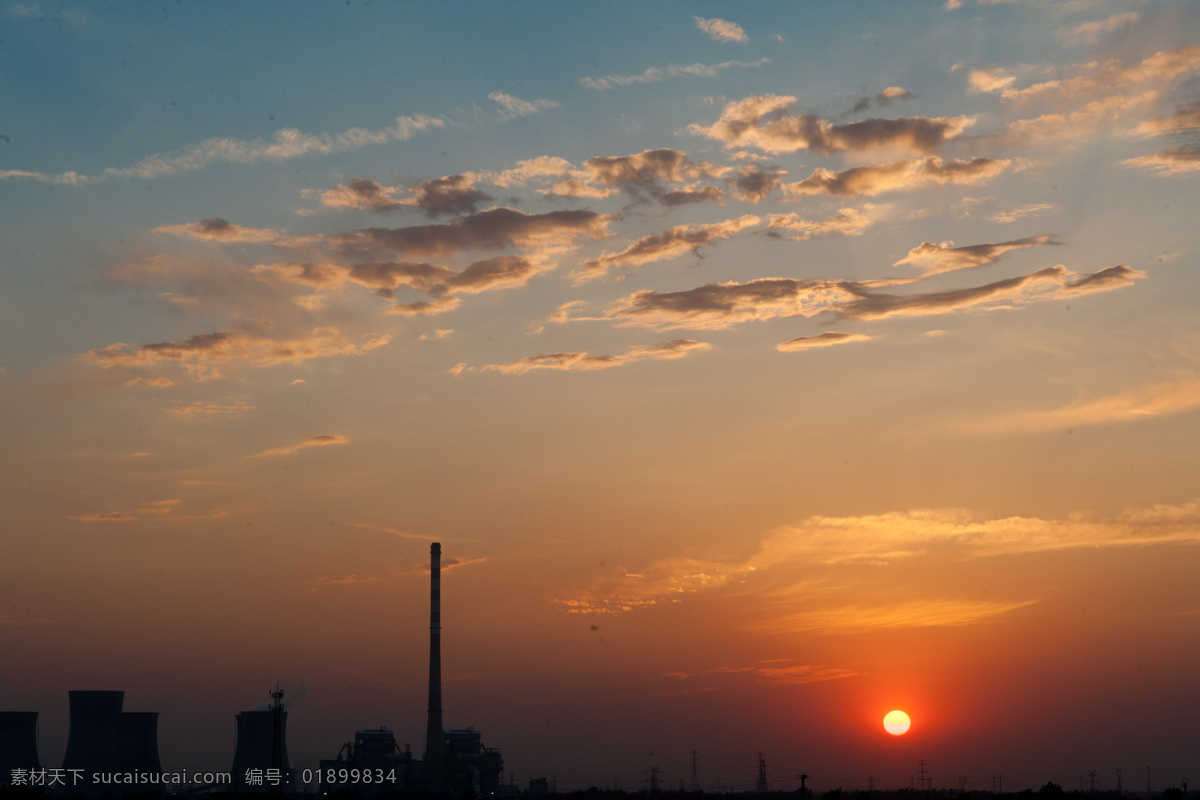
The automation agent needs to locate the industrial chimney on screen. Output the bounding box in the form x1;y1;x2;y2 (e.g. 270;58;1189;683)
0;712;40;784
231;700;291;792
424;542;444;793
63;691;124;773
115;712;162;774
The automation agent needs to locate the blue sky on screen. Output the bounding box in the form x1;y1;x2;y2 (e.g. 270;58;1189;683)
3;1;1200;791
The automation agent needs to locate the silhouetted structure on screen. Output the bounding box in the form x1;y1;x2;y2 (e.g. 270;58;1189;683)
0;712;40;784
317;542;503;797
230;691;292;793
61;691;162;794
426;541;445;794
318;728;415;794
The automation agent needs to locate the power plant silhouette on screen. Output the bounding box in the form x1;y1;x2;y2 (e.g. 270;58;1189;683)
0;542;503;796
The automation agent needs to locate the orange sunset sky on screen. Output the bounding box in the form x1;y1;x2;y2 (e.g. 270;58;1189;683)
2;0;1199;792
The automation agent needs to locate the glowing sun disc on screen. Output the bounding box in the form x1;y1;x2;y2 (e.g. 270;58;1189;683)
883;710;911;735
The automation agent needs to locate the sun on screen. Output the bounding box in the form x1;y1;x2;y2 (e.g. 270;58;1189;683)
883;709;911;735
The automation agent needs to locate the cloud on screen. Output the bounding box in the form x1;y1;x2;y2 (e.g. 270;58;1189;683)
1055;12;1141;47
488;90;560;121
605;278;852;330
251;433;348;458
847;86;916;115
974;377;1200;432
602;263;1143;330
688;94;974;155
584;148;730;187
968;67;1016;94
69;511;138;522
731;165;786;203
125;376;175;387
1137;101;1200;135
153;217;291;244
1;115;444;184
694;16;748;43
84;327;389;381
663;661;858;687
893;234;1059;276
768;599;1039;634
776;331;870;352
765;205;882;240
469;339;710;376
1122;145;1200;176
578;58;770;91
136;499;181;515
558;498;1200;618
574;215;760;281
406;174;494;218
345;207;611;258
165;400;255;417
839;264;1143;320
317;179;405;212
781;156;1011;197
998;46;1200;105
256;254;553;313
988;203;1060;223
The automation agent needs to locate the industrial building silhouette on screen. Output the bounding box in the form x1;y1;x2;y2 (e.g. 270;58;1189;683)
0;542;503;796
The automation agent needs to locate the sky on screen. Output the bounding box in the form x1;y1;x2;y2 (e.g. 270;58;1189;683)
2;0;1200;793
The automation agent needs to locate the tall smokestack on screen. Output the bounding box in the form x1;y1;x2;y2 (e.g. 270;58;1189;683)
425;542;444;793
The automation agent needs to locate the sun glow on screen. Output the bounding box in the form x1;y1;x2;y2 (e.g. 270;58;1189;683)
883;709;911;735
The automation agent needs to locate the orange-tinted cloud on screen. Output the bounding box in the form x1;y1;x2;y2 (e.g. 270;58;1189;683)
689;94;974;155
1122;146;1200;176
893;234;1059;276
781;156;1011;197
972;377;1200;433
69;511;138;522
317;179;405;211
165;400;255;417
84;327;389;381
468;339;710;376
574;216;760;281
776;331;870;352
765;205;882;240
345;207;611;258
153;217;288;243
251;433;348;458
602;264;1143;329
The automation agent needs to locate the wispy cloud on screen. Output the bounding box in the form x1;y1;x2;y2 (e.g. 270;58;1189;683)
1;115;444;184
251;433;348;458
893;234;1059;276
1055;12;1141;47
458;339;710;376
599;263;1140;331
971;377;1200;433
578;58;770;91
574;216;760;281
776;331;870;352
488;91;560;121
84;327;389;382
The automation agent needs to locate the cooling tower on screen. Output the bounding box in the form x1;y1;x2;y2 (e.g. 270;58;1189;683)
0;712;40;784
115;712;162;773
231;709;290;786
425;542;445;793
63;691;124;773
